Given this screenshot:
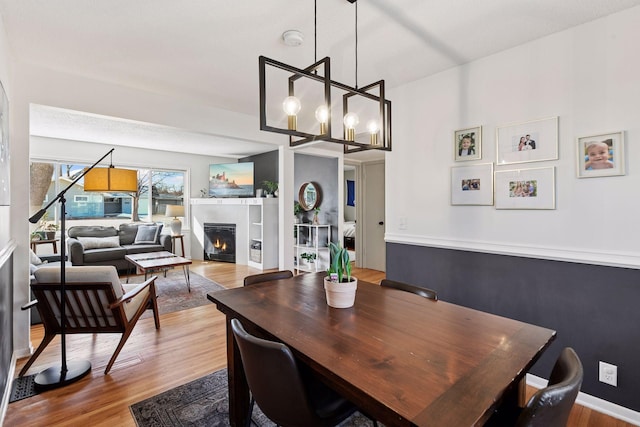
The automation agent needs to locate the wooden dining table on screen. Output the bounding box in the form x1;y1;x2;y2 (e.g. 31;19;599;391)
207;273;556;427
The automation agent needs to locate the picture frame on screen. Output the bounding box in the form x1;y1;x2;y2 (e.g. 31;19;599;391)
496;117;558;165
576;131;625;178
451;163;494;206
495;167;555;210
454;126;482;161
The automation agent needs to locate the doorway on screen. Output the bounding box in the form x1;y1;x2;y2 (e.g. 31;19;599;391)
345;159;386;272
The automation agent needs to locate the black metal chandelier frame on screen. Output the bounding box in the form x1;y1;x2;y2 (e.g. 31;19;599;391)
258;0;392;154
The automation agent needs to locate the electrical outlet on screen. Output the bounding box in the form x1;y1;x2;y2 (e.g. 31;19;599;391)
599;361;617;387
399;217;408;230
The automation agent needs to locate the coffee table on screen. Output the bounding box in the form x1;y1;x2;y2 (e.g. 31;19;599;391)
125;251;193;292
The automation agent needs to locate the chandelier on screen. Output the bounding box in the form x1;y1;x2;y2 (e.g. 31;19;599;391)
259;0;392;153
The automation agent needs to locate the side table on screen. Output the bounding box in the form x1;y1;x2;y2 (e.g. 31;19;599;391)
171;234;185;257
30;239;58;255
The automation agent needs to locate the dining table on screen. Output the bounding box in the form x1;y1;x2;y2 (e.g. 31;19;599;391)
207;272;556;426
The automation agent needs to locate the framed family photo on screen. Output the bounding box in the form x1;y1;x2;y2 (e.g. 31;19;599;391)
451;163;493;206
576;131;625;178
495;167;555;210
454;126;482;161
496;116;558;165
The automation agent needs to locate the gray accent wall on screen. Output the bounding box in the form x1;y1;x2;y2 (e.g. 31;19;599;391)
240;149;278;196
294;154;339;243
386;242;640;412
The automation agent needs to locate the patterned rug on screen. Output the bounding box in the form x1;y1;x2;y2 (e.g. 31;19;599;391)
130;369;376;427
126;269;226;317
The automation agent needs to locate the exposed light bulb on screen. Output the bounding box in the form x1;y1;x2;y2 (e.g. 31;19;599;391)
343;112;359;129
315;105;329;134
283;96;301;130
283;96;301;115
343;112;359;141
367;120;380;145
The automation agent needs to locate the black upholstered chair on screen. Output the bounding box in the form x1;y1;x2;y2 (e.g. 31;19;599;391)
486;347;583;427
380;279;438;301
243;270;293;286
231;318;358;427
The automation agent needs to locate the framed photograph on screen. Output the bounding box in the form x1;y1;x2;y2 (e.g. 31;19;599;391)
576;131;625;178
496;117;558;165
451;163;494;206
495;167;555;210
454;126;482;161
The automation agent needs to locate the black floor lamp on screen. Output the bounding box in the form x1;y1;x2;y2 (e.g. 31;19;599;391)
28;148;137;391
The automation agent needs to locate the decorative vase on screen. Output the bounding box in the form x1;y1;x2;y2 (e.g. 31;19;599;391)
323;277;358;308
312;212;319;225
45;231;56;240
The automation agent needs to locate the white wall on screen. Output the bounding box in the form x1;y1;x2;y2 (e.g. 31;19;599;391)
386;6;640;268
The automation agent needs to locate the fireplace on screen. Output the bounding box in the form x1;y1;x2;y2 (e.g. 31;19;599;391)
204;223;236;263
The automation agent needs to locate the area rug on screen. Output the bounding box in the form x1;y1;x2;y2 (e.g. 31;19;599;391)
130;369;376;427
125;269;226;316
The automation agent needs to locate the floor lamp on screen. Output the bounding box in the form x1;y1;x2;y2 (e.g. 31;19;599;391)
28;148;137;391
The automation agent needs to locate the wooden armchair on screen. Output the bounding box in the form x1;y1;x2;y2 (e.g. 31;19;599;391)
21;265;160;376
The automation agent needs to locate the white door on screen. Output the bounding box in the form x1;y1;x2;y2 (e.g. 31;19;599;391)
361;161;385;272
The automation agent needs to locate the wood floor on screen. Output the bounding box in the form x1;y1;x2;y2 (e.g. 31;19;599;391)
5;261;633;427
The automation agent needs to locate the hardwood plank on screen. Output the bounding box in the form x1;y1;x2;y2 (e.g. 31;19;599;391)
5;261;634;427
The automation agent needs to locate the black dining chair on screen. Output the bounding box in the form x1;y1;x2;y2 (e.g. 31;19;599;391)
243;270;293;286
231;318;360;427
380;279;438;301
486;347;583;427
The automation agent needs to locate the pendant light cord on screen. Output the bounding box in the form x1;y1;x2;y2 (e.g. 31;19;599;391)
354;1;358;89
314;0;317;64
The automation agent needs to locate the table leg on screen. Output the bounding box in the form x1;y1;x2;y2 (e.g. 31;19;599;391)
182;265;191;292
226;317;250;427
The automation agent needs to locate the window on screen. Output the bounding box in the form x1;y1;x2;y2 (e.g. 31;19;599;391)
29;161;187;229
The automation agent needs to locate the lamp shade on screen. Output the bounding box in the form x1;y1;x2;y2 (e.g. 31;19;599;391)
165;205;184;218
84;167;138;192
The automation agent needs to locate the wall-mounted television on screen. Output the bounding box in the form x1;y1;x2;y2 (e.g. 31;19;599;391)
209;162;254;197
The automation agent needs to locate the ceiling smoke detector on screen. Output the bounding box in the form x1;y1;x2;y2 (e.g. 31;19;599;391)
282;30;304;47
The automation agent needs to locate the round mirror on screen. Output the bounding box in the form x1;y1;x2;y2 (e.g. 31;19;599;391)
298;182;321;211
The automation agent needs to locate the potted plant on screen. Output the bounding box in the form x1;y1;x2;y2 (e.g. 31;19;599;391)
33;211;59;240
312;207;320;225
300;252;317;267
324;242;357;308
294;201;302;224
262;180;278;197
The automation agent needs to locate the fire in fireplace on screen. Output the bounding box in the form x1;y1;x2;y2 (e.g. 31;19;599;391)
204;223;236;263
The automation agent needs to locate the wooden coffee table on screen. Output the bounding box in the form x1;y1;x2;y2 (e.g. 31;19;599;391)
125;251;193;292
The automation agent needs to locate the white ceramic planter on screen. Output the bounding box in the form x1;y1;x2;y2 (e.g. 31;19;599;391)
323;277;358;308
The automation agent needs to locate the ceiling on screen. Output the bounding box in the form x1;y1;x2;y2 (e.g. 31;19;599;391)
3;0;640;159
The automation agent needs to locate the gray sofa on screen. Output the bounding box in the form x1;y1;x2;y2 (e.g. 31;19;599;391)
67;223;172;271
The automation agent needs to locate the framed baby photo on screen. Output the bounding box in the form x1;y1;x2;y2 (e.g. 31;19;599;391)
576;131;625;178
496;116;558;165
454;126;482;162
451;163;493;206
495;167;555;210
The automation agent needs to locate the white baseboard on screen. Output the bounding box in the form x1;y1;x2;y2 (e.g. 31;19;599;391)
527;374;640;426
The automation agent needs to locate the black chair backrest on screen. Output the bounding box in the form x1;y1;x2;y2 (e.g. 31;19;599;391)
243;270;293;286
380;279;438;301
230;318;321;426
517;347;583;427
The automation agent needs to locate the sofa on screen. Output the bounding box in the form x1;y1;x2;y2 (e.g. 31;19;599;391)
67;223;172;271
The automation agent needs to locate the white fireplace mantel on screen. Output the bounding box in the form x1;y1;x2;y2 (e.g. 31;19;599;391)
190;198;278;269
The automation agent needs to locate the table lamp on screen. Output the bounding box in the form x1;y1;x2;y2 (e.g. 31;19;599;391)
166;205;185;236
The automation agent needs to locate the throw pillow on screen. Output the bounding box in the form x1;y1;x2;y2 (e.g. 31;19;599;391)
134;224;160;245
77;236;121;250
29;249;43;265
